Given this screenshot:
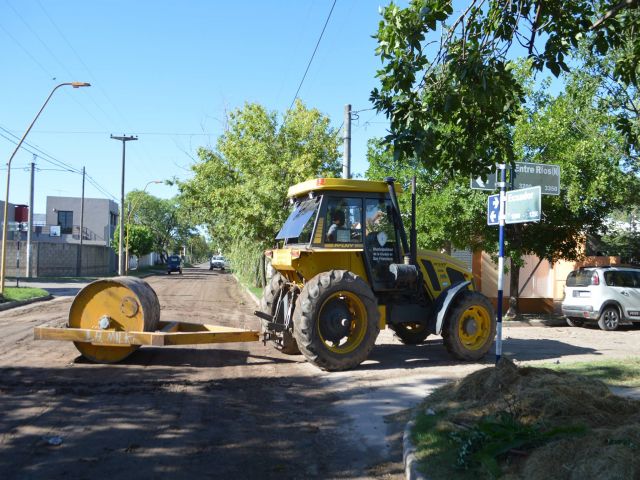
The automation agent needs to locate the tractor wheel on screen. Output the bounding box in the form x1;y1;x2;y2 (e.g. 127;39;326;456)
442;291;495;361
293;270;379;371
260;273;300;355
390;322;430;345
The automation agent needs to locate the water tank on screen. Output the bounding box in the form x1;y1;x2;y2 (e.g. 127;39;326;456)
14;205;28;223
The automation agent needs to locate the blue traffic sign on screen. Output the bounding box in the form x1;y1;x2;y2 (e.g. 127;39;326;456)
487;194;500;226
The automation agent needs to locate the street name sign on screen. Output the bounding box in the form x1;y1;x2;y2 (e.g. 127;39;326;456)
470;172;497;190
505;186;541;224
512;162;560;195
487;194;500;226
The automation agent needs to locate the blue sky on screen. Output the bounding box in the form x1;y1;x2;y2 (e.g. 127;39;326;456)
1;0;398;214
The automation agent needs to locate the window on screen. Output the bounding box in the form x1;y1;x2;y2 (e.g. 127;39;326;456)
566;270;595;287
57;210;73;234
276;197;320;244
605;271;640;288
324;197;363;244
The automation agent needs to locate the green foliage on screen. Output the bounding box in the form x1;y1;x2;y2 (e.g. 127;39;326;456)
449;412;586;477
3;287;49;302
366;138;494;253
511;69;640;264
124;190;187;259
112;224;154;258
371;0;640;171
543;358;640;388
367;63;640;268
599;210;640;264
178;100;341;285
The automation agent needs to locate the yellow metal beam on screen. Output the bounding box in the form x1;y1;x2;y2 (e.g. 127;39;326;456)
34;323;260;347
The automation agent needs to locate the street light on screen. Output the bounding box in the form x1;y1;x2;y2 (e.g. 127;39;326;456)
0;82;90;297
125;180;162;274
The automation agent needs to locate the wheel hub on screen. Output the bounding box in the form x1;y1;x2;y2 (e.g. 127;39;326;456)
462;316;478;336
319;298;352;343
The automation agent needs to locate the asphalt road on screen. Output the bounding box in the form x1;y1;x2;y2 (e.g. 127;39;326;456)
2;267;640;479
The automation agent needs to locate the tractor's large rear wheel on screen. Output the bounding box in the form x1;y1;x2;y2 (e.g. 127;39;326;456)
390;322;430;345
260;272;300;355
293;270;379;371
442;291;495;361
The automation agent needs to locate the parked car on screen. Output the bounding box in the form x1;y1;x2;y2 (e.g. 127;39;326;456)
167;255;182;275
562;266;640;330
209;255;228;271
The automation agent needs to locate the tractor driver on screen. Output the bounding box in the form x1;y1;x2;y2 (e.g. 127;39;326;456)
326;209;345;242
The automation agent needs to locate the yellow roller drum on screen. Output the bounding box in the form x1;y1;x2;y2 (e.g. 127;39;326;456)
68;276;160;363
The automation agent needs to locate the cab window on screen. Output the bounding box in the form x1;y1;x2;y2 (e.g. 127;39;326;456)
324;197;363;245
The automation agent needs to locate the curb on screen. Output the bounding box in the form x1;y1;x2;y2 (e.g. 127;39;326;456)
403;412;427;480
0;294;53;312
232;274;261;307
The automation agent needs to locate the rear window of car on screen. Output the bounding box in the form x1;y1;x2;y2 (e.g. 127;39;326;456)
566;270;595;287
604;270;640;287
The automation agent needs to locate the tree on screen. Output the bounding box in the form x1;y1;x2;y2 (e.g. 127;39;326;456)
124;190;184;261
371;0;640;171
368;66;640;313
366;138;494;254
178;100;341;286
112;224;154;259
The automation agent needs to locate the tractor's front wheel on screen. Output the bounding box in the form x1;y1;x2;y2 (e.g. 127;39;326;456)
390;322;430;345
442;291;495;361
293;270;379;371
260;272;300;355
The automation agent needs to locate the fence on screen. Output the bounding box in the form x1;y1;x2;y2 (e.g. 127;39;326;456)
2;241;116;278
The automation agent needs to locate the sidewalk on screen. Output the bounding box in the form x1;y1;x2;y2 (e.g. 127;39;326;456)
503;313;567;327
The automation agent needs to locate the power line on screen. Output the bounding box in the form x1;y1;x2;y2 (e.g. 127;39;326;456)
0;127;117;201
287;0;338;112
0;125;82;174
10;130;214;136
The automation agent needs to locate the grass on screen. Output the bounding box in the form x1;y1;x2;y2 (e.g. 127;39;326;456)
541;358;640;387
3;287;49;302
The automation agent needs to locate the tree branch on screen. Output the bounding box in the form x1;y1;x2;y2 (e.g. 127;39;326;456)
591;0;638;30
528;1;542;56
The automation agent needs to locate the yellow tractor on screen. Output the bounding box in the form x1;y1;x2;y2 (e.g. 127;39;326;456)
256;177;496;371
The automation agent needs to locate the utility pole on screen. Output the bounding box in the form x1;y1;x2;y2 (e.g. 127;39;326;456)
110;134;137;276
76;166;85;276
26;156;35;278
343;104;351;179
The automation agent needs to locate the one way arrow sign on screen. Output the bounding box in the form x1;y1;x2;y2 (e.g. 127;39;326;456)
487;194;500;226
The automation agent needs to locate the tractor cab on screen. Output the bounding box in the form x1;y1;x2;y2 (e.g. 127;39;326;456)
271;178;405;292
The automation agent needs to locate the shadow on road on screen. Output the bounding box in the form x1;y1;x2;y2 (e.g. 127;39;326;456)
73;347;298;369
1;365;389;480
359;337;599;371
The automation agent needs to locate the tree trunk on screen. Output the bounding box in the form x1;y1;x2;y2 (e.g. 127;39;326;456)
507;259;520;318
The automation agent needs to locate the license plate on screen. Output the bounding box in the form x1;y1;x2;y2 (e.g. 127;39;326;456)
574;291;591;298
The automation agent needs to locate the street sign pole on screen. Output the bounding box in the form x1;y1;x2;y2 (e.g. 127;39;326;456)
495;164;506;364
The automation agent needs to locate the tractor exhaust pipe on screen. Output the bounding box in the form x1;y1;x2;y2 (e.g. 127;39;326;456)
384;177;411;264
410;176;417;266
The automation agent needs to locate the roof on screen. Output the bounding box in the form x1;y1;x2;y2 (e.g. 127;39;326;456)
287;178;403;198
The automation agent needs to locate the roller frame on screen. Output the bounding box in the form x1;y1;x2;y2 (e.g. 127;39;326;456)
34;321;260;347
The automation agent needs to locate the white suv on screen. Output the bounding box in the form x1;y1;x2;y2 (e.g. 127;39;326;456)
562;266;640;330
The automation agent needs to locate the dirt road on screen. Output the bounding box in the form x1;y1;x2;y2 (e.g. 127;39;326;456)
2;267;640;479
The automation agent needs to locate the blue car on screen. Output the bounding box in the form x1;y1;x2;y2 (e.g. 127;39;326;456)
167;255;182;274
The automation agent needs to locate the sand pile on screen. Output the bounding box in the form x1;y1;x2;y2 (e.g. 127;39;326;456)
425;358;640;479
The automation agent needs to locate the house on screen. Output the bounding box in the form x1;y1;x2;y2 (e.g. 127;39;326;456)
43;196;119;246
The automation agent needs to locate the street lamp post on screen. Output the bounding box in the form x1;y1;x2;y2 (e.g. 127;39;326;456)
125;180;162;274
110;134;138;276
0;82;90;297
